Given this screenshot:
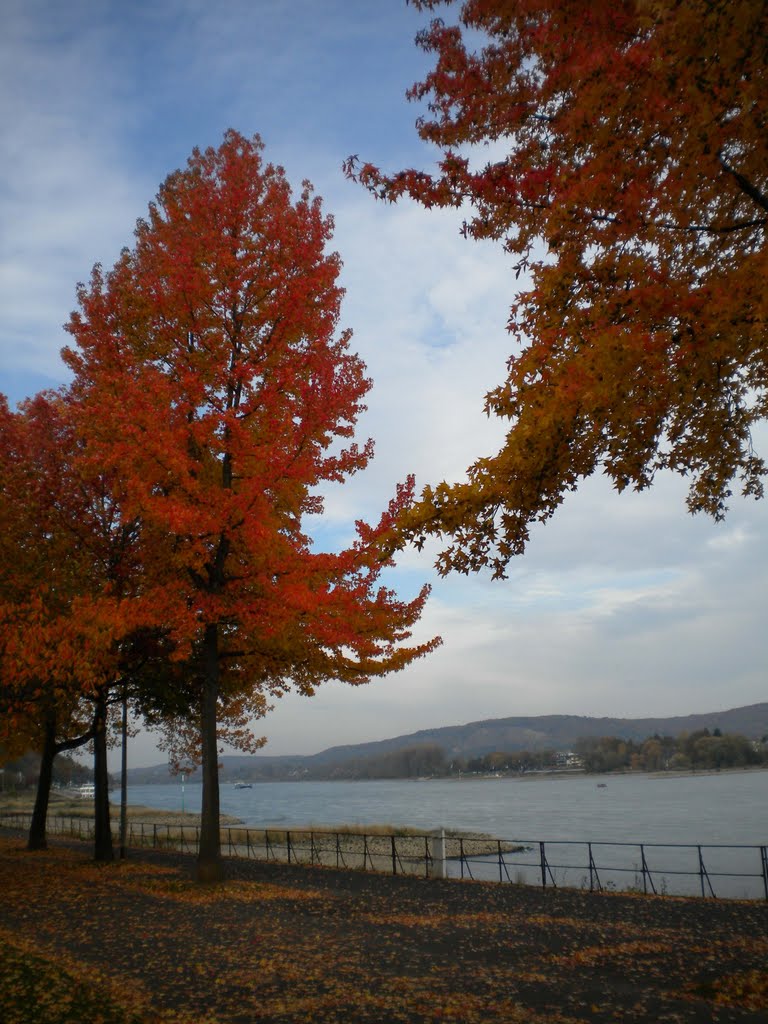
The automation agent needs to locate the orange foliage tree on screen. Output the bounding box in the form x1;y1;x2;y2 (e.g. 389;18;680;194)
0;392;150;856
347;0;767;577
65;131;439;881
0;394;99;850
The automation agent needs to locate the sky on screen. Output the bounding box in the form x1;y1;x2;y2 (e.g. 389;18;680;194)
2;0;765;769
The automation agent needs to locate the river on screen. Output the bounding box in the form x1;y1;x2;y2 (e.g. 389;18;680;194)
118;770;768;898
123;769;767;845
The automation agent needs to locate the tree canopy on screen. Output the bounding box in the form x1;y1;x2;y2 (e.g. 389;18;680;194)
64;130;439;878
0;391;156;855
347;0;767;577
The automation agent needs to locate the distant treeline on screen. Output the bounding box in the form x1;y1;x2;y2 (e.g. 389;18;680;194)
301;729;767;780
295;743;449;781
0;749;93;790
204;728;768;784
572;729;767;774
6;729;766;793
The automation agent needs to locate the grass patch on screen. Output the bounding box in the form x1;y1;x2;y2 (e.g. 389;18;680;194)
0;792;240;826
689;970;768;1011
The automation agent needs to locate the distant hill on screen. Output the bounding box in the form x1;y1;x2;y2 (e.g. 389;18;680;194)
306;702;768;764
127;702;768;783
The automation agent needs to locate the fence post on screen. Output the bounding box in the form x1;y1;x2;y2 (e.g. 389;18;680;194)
698;845;705;898
286;831;292;865
640;845;656;895
429;829;446;879
457;837;474;881
540;842;547;890
588;842;597;892
698;845;716;898
761;847;768;902
391;835;397;876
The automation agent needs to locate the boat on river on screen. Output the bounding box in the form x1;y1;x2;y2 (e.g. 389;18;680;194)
233;781;253;790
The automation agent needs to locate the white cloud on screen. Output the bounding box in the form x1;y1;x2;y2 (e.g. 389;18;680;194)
705;526;753;552
0;3;159;388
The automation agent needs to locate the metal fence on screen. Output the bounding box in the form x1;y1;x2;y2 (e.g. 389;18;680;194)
0;813;440;878
2;812;766;901
449;836;768;901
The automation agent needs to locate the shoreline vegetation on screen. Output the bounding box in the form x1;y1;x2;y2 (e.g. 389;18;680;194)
0;791;240;826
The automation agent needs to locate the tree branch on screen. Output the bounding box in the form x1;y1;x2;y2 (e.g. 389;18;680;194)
719;152;768;214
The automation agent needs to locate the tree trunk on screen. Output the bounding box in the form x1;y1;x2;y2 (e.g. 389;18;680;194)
92;689;114;862
27;714;57;851
196;623;223;882
119;686;128;859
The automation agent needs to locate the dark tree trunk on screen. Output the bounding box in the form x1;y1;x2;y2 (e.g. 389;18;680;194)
196;623;223;882
27;715;57;851
92;689;114;862
119;687;128;859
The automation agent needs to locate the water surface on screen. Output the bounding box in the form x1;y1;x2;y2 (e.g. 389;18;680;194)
123;769;768;845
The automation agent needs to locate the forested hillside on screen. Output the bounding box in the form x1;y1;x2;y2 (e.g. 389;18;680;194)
127;703;768;783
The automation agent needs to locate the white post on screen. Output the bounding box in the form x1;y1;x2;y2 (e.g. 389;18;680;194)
430;828;446;879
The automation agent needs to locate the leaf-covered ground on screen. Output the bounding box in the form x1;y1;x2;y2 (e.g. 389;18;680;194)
1;832;766;1023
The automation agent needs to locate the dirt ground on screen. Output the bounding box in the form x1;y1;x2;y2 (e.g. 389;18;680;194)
1;829;767;1023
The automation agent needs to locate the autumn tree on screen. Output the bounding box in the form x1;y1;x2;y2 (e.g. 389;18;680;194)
0;392;153;857
65;131;439;881
0;392;199;859
0;395;95;850
347;0;767;576
0;608;98;853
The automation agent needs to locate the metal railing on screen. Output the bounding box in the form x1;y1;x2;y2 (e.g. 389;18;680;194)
451;836;768;901
2;812;766;901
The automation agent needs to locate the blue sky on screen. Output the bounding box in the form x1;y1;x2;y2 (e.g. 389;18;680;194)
2;0;765;766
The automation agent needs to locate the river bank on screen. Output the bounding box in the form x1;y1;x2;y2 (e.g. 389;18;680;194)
0;791;240;828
